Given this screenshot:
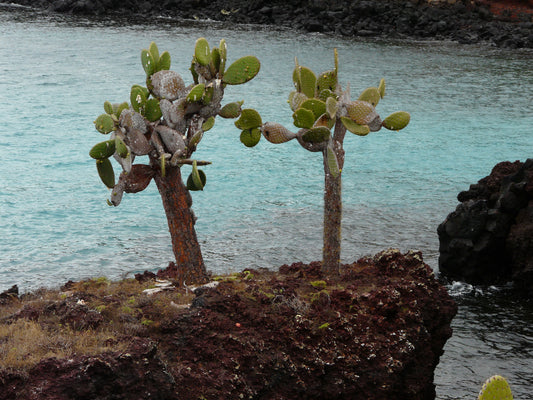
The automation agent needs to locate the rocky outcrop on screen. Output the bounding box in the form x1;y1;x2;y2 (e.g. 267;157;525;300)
438;159;533;293
1;0;532;48
0;250;456;399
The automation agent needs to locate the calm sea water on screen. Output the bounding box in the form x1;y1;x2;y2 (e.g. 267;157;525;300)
1;5;532;398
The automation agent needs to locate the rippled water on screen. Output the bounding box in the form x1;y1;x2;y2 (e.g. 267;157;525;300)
1;5;532;398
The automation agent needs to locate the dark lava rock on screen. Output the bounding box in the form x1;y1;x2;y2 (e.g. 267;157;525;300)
438;159;533;293
0;285;18;304
0;250;456;399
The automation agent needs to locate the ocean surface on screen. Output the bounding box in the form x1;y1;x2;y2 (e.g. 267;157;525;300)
1;5;532;398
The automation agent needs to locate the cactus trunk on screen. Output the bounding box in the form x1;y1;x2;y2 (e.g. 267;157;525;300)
322;119;347;275
151;159;208;284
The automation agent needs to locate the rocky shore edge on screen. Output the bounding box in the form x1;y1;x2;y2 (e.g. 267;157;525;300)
2;0;533;48
0;249;456;399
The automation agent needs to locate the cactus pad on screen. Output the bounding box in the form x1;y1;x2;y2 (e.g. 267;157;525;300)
222;56;260;85
194;37;211;66
293;107;315;129
378;78;386;98
202;116;215;132
300;98;327;121
219;101;243;118
358;87;381;107
104;101;114;115
96;158;115;188
326;96;338;119
302;126;331;143
186;83;205;103
122;164;154;193
293;65;316;98
316;69;337;92
158;51;171;71
143;98;162;122
235;108;262;130
150;70;185;101
130;85;148;112
94;113;115;134
326;145;340;178
219;39;227;75
90;139;116;159
382;111;410;131
240;128;261;147
141;49;156;77
261;122;296;144
115;137;129;158
478;375;513;400
288;91;308;112
341;116;370;136
346;100;377;125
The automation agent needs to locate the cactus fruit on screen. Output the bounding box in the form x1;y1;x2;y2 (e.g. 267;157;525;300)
187;83;205;103
141;49;156;77
90;139;116;159
150;70;185;101
326;145;340;178
202;116;215;132
341;116;370;136
222;56;261;85
261;122;297;144
478;375;513;400
346;100;378;125
358;87;381;107
240;127;261;147
378;78;386;98
194;37;211;66
143;98;162;122
382;111;410;131
293;107;315;129
302;126;330;143
158;51;171;71
94;113;115;134
293;65;317;98
235;108;262;130
219;101;243;118
96;158;115;188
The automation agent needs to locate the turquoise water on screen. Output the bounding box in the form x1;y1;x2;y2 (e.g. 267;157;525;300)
1;6;532;398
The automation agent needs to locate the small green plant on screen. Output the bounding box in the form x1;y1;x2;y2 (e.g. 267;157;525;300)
478;375;513;400
90;39;260;283
310;280;327;290
237;50;409;274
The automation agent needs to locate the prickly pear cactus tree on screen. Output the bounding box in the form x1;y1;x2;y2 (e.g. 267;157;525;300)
239;50;409;274
478;375;514;400
90;39;260;283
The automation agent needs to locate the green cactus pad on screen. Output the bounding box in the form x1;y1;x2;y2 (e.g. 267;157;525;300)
382;111;410;131
326;97;338;119
358;87;381;107
194;37;211;66
478;375;513;400
300;98;327;121
148;42;159;65
189;130;203;149
316;69;337;92
378;78;386;98
130;85;148;112
115;137;129;158
346;100;376;125
114;102;129;119
288;91;308;112
261;122;296;144
94;113;115;134
96;158;115;188
202;116;215;132
187;168;207;191
219;101;243;118
104;101;114;115
157;51;171;71
222;56;260;85
90;139;116;159
186;83;205;103
141;49;156;77
219;39;227;75
240;128;261;147
211;47;221;74
318;88;334;102
235;108;262;130
202;85;214;104
302;126;330;143
292;107;315;129
293;65;316;98
326;145;340;178
341;116;370;136
190;59;199;84
191;160;204;190
143;98;162;122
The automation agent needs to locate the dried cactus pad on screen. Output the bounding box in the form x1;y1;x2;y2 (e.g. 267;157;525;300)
478;375;513;400
346;100;377;125
382;111;410;131
301;126;331;143
150;70;185;101
223;56;260;85
261;122;296;144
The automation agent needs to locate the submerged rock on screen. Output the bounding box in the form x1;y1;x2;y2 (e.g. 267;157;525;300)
0;250;456;399
438;159;533;293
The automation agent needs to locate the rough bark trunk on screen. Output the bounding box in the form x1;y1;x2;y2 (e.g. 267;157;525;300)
322;120;347;275
151;160;208;284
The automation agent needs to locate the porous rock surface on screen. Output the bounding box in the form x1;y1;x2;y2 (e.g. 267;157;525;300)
0;249;456;399
438;159;533;293
1;0;532;48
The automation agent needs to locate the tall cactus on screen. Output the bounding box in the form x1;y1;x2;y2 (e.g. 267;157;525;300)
90;39;260;284
238;50;409;274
